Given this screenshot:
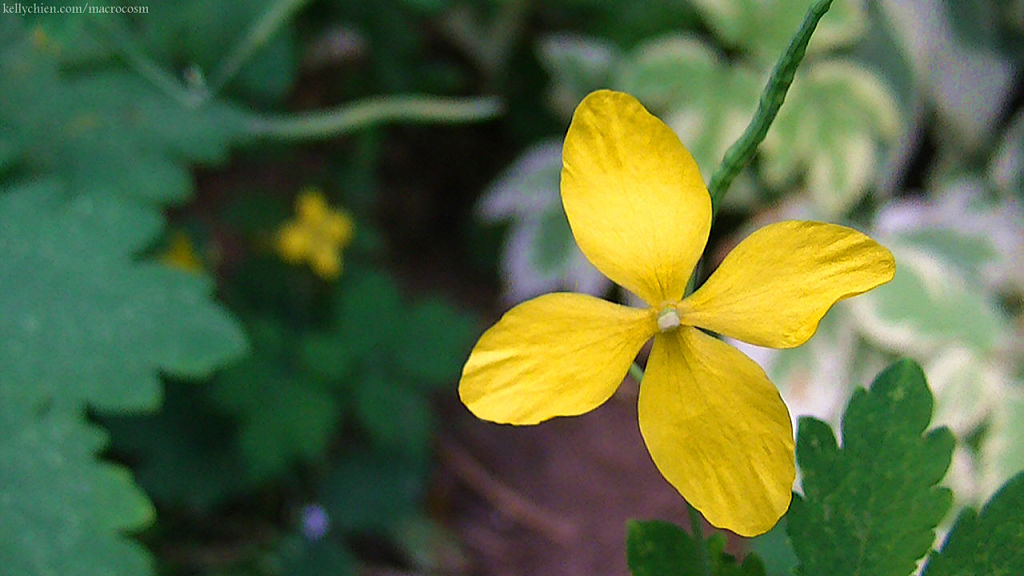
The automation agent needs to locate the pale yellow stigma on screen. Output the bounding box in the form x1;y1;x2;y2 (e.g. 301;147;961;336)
657;306;681;332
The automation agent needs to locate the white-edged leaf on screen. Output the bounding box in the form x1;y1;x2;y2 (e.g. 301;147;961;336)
614;34;760;189
536;33;620;118
852;237;1010;357
878;0;1016;147
476;141;609;303
687;0;867;63
979;392;1024;503
762;60;901;217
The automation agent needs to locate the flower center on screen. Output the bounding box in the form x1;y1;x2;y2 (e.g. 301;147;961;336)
656;306;681;332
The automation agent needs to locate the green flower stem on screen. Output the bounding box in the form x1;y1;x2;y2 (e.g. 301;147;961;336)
629;362;645;383
688;501;711;576
707;0;834;215
629;362;711;576
245;95;504;141
207;0;313;96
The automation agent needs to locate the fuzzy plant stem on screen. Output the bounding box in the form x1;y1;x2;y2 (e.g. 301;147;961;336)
207;0;313;96
245;94;504;141
707;0;834;216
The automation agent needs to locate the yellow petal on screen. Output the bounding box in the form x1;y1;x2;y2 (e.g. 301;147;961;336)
310;245;341;279
638;328;795;537
460;292;656;425
679;221;895;348
561;90;711;305
297;189;329;222
324;211;354;245
276;224;310;262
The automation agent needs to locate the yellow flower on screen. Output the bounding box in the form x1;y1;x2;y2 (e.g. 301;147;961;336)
276;188;355;280
160;231;204;273
459;90;895;537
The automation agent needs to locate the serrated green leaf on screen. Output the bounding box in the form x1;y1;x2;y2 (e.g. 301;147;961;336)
687;0;867;62
921;472;1024;576
614;34;761;185
0;393;154;576
627;520;767;576
787;359;955;576
0;182;247;412
210;324;340;481
627;520;702;576
761;60;901;217
0;26;243;205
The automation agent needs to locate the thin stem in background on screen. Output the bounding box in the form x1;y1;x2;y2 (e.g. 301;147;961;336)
245;94;504;141
88;15;202;109
706;0;834;216
207;0;313;97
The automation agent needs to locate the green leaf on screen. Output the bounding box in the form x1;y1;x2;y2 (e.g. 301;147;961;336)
627;520;767;576
210;321;340;481
787;359;955;576
0;393;155;576
0;182;248;412
627;520;702;576
750;520;798;576
922;471;1024;576
0;27;243;205
761;60;901;217
687;0;868;62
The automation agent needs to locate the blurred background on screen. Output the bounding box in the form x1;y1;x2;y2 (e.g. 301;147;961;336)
0;0;1021;575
